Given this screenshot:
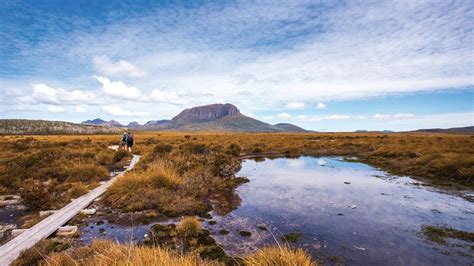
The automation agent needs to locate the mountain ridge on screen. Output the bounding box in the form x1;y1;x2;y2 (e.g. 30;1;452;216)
81;103;307;132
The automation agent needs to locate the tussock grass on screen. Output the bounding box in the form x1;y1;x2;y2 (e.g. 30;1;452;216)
244;246;315;266
104;160;185;211
41;239;220;266
177;216;202;237
15;239;316;266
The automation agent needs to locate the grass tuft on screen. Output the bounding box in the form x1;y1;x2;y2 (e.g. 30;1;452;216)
244;246;315;266
177;216;202;238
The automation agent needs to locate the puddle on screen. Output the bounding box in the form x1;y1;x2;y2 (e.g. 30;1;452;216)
205;156;474;265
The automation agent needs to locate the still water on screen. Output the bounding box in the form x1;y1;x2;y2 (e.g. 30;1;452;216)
207;157;473;265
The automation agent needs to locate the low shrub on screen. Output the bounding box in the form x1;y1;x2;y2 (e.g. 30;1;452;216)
65;163;109;182
68;183;89;198
226;143;242;156
113;150;129;163
19;179;53;210
153;143;173;155
210;154;241;178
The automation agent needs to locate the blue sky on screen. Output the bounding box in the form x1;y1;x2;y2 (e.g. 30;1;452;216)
0;0;473;131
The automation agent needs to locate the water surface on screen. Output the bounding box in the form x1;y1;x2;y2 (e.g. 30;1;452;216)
206;156;473;265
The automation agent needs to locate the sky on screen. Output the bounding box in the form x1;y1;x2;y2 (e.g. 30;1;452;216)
0;0;473;131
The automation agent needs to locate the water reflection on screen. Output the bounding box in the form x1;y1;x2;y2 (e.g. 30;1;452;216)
207;157;474;265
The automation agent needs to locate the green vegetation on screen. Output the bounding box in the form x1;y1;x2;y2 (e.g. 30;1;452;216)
422;225;474;245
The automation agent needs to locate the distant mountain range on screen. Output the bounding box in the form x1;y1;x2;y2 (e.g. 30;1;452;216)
3;103;471;134
82;103;308;132
415;126;474;134
82;118;124;127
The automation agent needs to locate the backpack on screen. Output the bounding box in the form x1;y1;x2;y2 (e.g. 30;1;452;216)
128;134;134;144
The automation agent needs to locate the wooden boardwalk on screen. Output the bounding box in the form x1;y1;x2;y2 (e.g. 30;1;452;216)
0;147;140;265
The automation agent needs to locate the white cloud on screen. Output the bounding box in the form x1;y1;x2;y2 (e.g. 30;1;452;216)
285;101;305;110
102;105;151;117
316;102;326;109
47;105;66;113
277;112;292;118
149;89;186;105
94;76;141;100
374;113;416;121
75;106;86;113
102;106;132;116
326;114;351;120
31;84;96;105
93;55;145;77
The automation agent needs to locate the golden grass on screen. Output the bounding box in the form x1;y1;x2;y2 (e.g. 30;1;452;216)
15;239;316;266
177;216;202;237
103;160;186;211
42;239;220;266
244;246;315;266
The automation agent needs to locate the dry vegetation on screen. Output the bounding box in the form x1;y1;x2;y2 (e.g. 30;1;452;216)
13;238;314;266
129;131;473;188
3;131;472;265
0;135;131;211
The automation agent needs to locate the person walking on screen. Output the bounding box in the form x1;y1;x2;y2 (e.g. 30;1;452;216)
126;132;134;152
121;132;128;150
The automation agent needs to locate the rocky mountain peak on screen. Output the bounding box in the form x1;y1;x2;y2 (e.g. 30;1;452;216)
172;103;242;123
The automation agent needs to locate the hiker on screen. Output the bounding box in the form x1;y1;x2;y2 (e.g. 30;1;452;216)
121;132;128;150
126;132;134;152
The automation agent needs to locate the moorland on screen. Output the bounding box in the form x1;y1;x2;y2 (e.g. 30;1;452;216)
1;131;473;265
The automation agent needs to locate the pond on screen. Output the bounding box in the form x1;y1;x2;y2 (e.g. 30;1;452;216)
205;156;474;265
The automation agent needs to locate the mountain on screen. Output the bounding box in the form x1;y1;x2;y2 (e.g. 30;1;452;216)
172;103;241;123
416;126;474;134
82;118;124;127
156;103;306;132
273;123;307;132
82;118;106;125
0;119;121;135
81;104;307;132
142;120;171;130
110;103;306;132
127;122;141;129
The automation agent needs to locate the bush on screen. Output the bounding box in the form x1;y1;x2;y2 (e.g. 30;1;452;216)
69;183;89;198
210;154;242;178
176;216;202;238
181;143;209;155
19;179;53;210
113;150;129;163
226;143;242;156
153;143;173;155
65;163;109;182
